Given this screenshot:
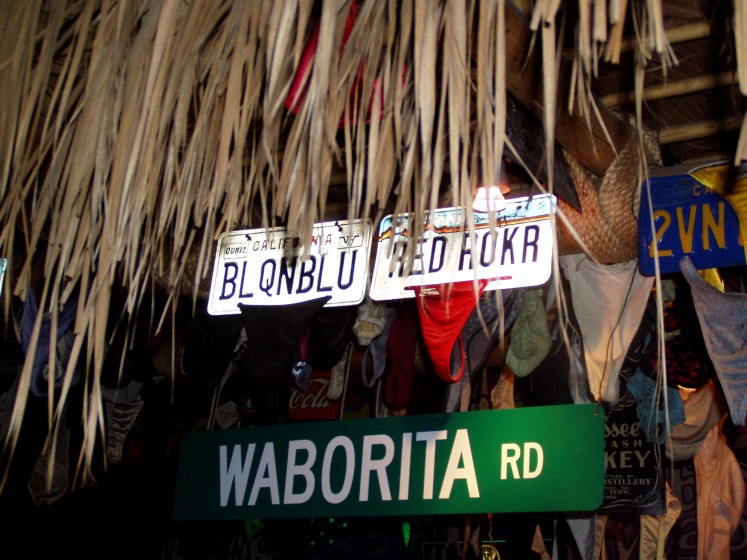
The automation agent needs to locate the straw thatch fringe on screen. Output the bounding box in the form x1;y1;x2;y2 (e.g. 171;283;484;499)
0;0;726;487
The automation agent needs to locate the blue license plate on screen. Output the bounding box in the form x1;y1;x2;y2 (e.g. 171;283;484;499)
638;162;745;275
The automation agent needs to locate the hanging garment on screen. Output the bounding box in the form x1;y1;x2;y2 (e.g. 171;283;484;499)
553;514;598;560
645;279;714;390
560;254;654;404
664;459;698;559
692;418;746;560
20;288;79;397
353;295;388;346
593;514;608;560
456;288;524;380
327;341;353;401
360;307;396;389
548;274;594;405
383;303;418;411
505;288;552;377
665;379;727;461
410;280;489;383
102;380;145;464
638;482;682;560
27;421;70;506
444;288;524;413
489;367;516;410
181;307;243;385
680;255;747;425
626;369;685;444
443;367;473;414
522;285;593;407
238;296;331;425
307;305;358;371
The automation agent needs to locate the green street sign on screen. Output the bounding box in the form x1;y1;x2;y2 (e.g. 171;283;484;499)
174;404;604;520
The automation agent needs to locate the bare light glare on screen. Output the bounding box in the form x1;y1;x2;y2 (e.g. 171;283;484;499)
472;186;508;213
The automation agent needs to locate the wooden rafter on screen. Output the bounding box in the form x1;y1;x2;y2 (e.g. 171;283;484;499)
615;21;711;54
602;71;738;107
659;116;742;144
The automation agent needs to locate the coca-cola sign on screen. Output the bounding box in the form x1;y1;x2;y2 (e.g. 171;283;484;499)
288;370;342;422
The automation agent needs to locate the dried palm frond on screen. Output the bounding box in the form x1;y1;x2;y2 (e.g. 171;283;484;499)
0;0;740;492
734;0;747;163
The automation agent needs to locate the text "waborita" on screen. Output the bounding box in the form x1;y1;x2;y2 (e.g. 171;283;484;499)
219;430;544;508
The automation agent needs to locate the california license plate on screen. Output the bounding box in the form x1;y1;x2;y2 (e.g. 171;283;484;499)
638;162;745;275
208;219;373;315
370;194;556;300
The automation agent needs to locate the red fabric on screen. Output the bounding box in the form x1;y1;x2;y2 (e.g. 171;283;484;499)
299;329;310;361
411;280;489;383
384;304;418;410
285;3;385;126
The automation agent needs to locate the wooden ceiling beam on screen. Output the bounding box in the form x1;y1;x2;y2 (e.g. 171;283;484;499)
601;71;738;107
658;115;742;144
616;21;711;54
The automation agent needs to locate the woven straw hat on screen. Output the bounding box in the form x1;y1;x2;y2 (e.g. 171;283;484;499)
558;130;662;264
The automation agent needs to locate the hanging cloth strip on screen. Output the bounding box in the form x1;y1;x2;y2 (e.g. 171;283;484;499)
20;287;78;398
409;279;489;383
680;255;747;426
665;379;727;462
444;289;524;412
383;304;418;410
307;305;358;370
458;288;524;379
638;483;682;560
238;296;331;425
360;307;396;389
692;418;746;559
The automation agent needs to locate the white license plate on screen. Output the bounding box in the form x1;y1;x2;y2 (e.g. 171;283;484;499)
208;219;373;315
370;195;556;300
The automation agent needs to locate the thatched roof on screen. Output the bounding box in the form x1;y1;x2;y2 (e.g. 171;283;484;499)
0;0;744;485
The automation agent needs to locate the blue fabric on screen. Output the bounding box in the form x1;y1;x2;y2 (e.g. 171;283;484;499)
680;256;747;425
360;308;396;389
20;288;78;397
627;368;685;444
452;288;524;382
